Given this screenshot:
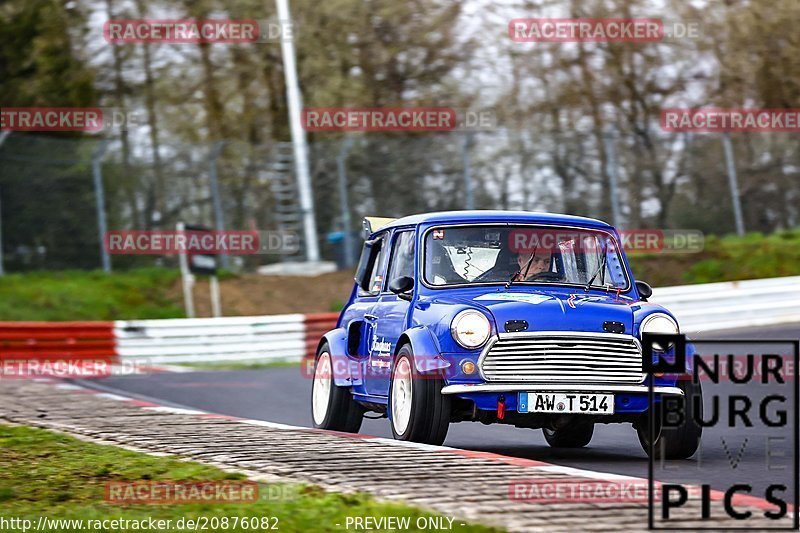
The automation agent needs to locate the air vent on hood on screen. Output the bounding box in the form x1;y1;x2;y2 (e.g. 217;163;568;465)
504;320;528;333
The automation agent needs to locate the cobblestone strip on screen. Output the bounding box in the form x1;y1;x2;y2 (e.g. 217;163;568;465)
0;379;792;532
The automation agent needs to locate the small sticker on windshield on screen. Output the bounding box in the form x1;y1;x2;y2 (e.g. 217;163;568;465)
474;293;552;305
433;229;445;239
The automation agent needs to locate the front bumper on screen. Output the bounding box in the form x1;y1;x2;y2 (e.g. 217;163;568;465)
442;383;682;414
440;383;683;395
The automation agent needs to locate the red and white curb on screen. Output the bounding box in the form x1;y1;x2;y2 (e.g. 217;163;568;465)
37;378;791;514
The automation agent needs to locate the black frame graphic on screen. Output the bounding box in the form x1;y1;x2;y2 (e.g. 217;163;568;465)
646;337;799;531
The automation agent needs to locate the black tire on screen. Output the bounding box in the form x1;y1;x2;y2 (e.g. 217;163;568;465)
310;344;364;433
543;422;594;448
389;345;451;445
638;379;703;459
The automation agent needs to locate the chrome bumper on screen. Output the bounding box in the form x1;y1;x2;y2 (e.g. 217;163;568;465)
440;383;684;396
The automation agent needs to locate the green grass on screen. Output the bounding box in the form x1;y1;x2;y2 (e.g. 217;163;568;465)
0;424;498;532
0;268;183;321
683;230;800;283
329;299;348;312
628;229;800;287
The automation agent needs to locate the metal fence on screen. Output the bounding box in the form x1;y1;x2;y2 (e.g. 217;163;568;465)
0;129;798;272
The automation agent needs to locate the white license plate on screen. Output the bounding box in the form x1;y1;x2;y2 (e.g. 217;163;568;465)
518;392;614;415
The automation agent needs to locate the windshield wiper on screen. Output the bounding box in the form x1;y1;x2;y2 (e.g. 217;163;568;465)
505;245;537;290
584;247;608;291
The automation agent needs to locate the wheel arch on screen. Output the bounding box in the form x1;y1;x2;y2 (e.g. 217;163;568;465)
395;326;450;375
317;327;358;387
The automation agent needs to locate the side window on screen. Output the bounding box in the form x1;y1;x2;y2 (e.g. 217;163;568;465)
358;233;389;296
355;239;377;290
387;231;415;283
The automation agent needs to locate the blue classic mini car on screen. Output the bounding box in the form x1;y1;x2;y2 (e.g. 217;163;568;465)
311;211;701;458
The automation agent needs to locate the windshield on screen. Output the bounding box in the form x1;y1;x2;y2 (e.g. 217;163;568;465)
423;225;628;289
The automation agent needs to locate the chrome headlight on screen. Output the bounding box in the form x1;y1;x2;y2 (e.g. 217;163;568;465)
451;310;491;349
640;313;679;351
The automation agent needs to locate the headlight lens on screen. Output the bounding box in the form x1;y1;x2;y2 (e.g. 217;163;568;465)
640;313;679;351
451;310;491;349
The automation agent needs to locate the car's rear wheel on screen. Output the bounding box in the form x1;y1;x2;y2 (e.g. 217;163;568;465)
543;422;594;448
389;345;451;445
311;345;364;432
637;379;702;459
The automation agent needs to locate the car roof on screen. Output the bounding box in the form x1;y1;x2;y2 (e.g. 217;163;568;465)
377;210;612;232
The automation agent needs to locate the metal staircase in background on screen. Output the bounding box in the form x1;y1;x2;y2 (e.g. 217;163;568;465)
267;142;305;261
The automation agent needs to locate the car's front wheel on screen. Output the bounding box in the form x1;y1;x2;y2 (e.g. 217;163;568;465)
637;379;703;459
311;345;364;433
389;345;451;445
543;422;594;448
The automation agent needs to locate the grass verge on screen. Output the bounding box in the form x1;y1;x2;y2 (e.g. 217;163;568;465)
628;229;800;286
0;424;498;532
0;268;182;321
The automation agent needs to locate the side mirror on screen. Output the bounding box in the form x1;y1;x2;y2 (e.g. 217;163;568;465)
389;276;414;301
636;280;653;301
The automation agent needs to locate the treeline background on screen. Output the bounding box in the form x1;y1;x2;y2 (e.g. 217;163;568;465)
0;0;798;270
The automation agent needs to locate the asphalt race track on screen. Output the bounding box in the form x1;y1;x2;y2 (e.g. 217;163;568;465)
82;323;799;503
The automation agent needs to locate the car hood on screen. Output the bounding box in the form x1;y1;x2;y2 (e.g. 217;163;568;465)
448;288;637;335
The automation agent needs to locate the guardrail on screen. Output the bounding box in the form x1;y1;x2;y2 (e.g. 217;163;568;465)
651;275;800;333
0;314;340;367
0;276;796;367
114;314;334;364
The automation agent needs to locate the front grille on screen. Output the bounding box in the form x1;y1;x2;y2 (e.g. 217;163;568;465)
479;332;644;383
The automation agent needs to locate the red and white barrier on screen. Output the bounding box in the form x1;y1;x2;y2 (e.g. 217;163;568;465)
0;322;117;362
114;313;338;364
0;314;339;367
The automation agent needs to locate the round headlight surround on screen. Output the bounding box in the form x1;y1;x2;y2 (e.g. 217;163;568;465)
450;310;491;349
640;313;680;351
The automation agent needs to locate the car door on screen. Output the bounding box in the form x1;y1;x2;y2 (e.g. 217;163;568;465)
346;232;390;395
366;229;415;397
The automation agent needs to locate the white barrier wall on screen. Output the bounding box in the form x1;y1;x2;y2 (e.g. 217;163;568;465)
652;276;800;333
115;314;307;364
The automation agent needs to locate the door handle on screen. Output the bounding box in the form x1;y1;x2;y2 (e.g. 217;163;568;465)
364;314;378;321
